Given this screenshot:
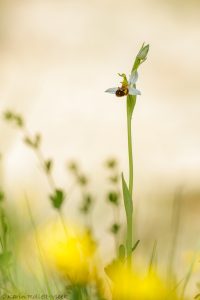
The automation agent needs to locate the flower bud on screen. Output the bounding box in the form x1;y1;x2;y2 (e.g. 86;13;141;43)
137;43;149;61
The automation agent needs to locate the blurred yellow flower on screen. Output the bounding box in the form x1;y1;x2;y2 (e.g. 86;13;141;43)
40;220;97;284
105;261;180;300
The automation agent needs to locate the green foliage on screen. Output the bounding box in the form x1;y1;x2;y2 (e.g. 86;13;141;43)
107;191;119;205
3;112;64;211
67;161;88;186
67;161;78;173
49;189;65;209
4;110;24;127
104;157;121;250
67;160;93;216
44;159;53;173
110;223;120;234
1;44;192;299
78;175;88;186
79;194;93;214
105;158;117;169
24;133;41;149
122;173;133;259
121;174;133;224
0;201;14;290
66;284;105;300
108;175;119;184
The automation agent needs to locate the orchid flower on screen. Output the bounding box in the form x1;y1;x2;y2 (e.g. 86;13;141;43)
105;71;141;97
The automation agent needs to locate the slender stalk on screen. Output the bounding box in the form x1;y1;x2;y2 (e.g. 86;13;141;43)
127;109;133;198
123;42;150;264
126;113;133;267
126;210;133;266
125;97;135;266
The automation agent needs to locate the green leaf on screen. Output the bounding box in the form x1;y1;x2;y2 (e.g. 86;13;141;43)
4;111;13;121
121;173;133;220
78;175;88;186
3;110;24;127
107;191;119;205
44;159;53;173
127;94;136;120
24;136;34;147
34;133;41;148
108;175;119;184
122;173;133;257
105;158;117;169
24;134;41;148
110;223;120;234
49;189;65;209
67;161;78;172
15;115;24;127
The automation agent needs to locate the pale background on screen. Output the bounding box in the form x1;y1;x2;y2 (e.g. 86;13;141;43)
0;0;200;288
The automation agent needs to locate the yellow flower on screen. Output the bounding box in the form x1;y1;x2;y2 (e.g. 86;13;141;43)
105;261;180;300
40;220;97;284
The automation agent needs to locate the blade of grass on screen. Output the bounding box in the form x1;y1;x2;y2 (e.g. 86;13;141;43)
25;195;53;299
148;240;157;273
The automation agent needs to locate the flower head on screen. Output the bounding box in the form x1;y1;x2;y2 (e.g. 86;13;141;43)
105;71;141;98
40;221;97;284
105;261;180;300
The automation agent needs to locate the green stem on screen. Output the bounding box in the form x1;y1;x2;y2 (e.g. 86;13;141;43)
126;99;134;265
126;212;133;266
122;43;149;266
127;113;133;198
71;285;88;300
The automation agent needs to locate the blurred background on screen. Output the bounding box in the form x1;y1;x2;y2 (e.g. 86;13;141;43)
0;0;200;291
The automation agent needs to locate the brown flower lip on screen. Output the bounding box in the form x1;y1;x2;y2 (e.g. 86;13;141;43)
115;87;129;97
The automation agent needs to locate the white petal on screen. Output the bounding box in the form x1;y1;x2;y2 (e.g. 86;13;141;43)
105;87;118;94
129;87;141;96
129;71;138;85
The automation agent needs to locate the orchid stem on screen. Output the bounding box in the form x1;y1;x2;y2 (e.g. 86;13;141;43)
127;112;133;198
126;98;134;266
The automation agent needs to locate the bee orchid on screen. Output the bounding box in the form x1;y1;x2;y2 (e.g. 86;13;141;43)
105;71;141;97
